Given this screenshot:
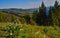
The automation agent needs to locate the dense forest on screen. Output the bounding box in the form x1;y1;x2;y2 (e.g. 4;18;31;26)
32;0;60;26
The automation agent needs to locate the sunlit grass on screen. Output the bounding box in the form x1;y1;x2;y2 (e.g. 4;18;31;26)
0;23;60;38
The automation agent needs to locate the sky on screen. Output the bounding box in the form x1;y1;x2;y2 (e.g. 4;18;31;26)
0;0;60;9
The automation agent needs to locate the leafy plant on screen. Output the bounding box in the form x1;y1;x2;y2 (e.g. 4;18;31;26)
43;28;48;33
5;22;20;38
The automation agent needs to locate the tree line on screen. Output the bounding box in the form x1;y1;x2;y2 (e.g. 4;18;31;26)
32;0;60;26
0;0;60;26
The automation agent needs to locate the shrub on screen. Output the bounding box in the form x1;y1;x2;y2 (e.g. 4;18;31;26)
22;36;25;38
43;28;48;33
5;23;20;38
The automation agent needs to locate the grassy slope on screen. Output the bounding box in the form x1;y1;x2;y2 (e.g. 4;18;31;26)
18;25;60;38
0;23;60;38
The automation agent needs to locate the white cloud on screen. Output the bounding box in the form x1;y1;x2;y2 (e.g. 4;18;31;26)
23;0;60;8
43;0;60;6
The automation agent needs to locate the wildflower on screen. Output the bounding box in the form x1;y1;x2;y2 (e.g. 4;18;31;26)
18;23;23;28
20;28;24;31
10;32;13;35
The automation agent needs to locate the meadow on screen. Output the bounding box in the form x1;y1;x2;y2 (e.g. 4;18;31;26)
0;0;60;38
0;23;60;38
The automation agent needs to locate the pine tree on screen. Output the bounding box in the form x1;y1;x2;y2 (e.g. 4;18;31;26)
32;10;38;21
57;5;60;26
54;0;59;15
36;1;46;26
48;0;59;26
54;0;59;26
54;0;59;8
49;7;54;26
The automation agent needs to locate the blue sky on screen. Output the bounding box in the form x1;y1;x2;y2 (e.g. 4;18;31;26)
0;0;60;9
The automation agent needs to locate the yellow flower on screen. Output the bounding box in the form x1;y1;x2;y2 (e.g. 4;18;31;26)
18;23;22;28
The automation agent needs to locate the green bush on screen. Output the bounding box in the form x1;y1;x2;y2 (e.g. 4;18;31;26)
43;28;48;33
5;23;20;38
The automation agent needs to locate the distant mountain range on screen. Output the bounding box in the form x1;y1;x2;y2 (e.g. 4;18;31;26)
0;7;50;15
0;8;38;14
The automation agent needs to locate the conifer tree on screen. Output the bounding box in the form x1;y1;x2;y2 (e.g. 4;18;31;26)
48;0;59;26
54;0;59;26
57;5;60;26
49;7;54;25
36;1;46;26
54;0;59;8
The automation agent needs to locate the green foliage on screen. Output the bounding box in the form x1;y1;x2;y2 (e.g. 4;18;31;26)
48;0;60;26
0;23;60;38
19;18;26;24
32;0;60;26
43;28;48;33
54;0;59;8
4;23;20;38
21;36;25;38
36;1;47;26
32;10;38;21
0;11;18;22
24;14;31;24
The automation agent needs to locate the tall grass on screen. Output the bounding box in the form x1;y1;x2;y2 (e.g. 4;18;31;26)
0;23;60;38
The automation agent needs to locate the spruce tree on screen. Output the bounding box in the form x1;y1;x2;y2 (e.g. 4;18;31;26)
57;5;60;26
54;0;59;26
54;0;59;8
36;1;46;26
32;10;38;21
49;7;54;26
49;0;59;26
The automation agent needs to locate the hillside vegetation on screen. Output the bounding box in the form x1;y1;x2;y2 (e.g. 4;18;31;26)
0;0;60;38
0;23;60;38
